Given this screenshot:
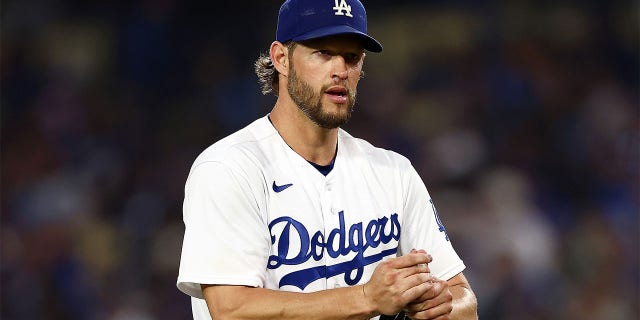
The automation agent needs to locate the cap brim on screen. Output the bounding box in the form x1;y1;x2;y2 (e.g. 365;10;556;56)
292;25;383;53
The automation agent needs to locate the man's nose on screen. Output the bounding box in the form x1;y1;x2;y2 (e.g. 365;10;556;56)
332;56;349;80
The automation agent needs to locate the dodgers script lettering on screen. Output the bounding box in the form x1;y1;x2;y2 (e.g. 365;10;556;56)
268;211;401;290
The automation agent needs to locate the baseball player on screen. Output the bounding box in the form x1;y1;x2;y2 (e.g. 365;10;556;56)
177;0;477;319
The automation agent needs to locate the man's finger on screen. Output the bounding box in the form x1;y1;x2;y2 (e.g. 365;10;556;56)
405;301;453;320
397;263;431;280
400;276;433;302
405;279;453;315
387;252;432;269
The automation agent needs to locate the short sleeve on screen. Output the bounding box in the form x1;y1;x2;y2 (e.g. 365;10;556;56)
177;161;270;299
399;165;465;281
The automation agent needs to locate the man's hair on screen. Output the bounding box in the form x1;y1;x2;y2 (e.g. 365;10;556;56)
255;42;297;96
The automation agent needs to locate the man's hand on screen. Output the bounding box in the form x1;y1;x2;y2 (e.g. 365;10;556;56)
404;277;453;320
362;251;433;316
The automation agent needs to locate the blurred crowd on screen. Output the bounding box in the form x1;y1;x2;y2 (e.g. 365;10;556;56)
1;1;638;319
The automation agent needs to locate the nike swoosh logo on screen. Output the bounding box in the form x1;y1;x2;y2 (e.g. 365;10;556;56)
272;181;293;193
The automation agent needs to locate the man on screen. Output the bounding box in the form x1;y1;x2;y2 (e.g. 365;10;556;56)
177;0;478;319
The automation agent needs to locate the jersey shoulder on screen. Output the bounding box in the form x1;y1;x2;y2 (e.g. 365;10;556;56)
190;116;276;171
338;129;412;169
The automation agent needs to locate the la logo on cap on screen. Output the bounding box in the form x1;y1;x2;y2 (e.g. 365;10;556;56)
333;0;353;17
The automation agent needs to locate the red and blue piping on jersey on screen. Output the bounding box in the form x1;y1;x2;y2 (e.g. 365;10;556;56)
430;198;449;241
268;211;401;290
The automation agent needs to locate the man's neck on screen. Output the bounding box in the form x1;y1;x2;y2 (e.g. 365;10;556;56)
269;101;338;166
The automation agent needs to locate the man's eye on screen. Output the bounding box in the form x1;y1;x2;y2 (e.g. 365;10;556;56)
346;54;361;63
317;50;331;56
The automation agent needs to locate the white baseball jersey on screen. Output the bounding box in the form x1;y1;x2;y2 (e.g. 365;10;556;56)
177;115;465;320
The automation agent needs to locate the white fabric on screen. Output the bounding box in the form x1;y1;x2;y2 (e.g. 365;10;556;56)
177;116;465;319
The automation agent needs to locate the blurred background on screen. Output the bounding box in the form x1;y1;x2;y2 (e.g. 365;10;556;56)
1;0;638;319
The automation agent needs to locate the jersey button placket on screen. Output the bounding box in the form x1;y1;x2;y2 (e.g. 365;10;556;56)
322;179;339;289
327;181;336;213
321;180;336;216
320;184;332;217
316;180;332;289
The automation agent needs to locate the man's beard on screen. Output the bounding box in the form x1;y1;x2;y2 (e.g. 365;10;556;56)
287;66;356;129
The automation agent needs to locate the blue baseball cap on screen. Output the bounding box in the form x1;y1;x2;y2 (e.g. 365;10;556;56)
276;0;383;52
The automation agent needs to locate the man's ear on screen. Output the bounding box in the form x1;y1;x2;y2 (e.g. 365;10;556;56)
270;41;289;77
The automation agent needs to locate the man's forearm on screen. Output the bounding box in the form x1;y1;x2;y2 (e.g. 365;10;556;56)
202;284;377;320
450;285;478;320
201;253;433;320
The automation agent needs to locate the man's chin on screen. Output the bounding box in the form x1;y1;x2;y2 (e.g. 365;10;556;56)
315;112;351;129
